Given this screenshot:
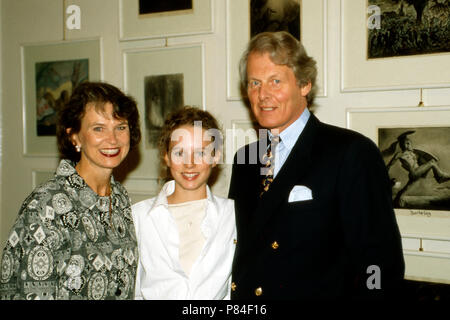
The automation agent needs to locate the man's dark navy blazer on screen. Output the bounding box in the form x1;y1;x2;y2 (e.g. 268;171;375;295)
228;113;405;300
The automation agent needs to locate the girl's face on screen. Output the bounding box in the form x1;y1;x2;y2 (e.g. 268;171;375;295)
164;125;219;200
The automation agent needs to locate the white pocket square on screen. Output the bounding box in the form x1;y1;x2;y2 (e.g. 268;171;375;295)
288;185;313;202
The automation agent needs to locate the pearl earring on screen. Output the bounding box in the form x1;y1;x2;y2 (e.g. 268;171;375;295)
75;145;81;152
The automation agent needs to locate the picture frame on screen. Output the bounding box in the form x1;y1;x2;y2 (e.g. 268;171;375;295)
366;0;450;59
119;0;213;41
347;107;450;282
21;39;102;157
123;43;205;179
346;106;450;239
226;0;327;100
250;0;301;41
341;0;450;92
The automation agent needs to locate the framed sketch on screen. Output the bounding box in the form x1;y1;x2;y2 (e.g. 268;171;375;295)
119;0;213;40
367;0;450;59
144;74;184;149
123;44;204;179
341;0;450;92
379;127;450;211
21;39;102;157
250;0;301;40
347;106;450;241
226;0;327;100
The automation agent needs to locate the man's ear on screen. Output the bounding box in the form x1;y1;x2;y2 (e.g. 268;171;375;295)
300;82;312;97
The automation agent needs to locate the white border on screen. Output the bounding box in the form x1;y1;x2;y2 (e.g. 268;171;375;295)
123;42;205;179
340;0;450;92
21;38;103;157
347;106;450;243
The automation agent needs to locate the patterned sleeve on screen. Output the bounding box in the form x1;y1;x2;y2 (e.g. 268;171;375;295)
0;188;71;300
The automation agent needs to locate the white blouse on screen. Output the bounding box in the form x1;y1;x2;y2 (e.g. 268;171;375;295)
132;180;236;300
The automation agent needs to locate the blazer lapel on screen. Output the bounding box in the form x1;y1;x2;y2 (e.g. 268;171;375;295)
248;114;319;241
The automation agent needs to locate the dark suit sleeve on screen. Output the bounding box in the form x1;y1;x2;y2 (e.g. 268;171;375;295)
229;145;251;200
337;136;405;299
228;153;238;200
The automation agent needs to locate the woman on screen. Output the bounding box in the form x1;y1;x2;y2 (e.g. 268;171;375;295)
132;106;236;299
0;81;141;300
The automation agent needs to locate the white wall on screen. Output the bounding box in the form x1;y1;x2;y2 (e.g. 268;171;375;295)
1;0;449;283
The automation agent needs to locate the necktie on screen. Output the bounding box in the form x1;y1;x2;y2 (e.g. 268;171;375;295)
260;135;280;197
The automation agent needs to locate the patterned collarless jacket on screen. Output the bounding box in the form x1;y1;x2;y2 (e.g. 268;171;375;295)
0;159;138;300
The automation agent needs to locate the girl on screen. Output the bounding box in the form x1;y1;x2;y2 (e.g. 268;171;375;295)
132;106;236;299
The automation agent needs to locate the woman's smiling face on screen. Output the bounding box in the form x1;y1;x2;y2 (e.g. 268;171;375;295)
70;102;130;174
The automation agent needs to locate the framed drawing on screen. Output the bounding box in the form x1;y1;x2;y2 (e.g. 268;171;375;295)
226;0;327;100
21;39;102;157
341;0;450;92
123;43;205;179
379;127;450;212
367;0;450;59
347;106;450;241
144;73;185;149
119;0;213;40
250;0;301;40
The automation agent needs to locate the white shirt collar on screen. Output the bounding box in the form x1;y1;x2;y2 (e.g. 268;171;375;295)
278;107;310;150
149;180;218;218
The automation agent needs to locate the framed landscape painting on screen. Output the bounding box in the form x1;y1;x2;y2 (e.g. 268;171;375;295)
21;39;101;157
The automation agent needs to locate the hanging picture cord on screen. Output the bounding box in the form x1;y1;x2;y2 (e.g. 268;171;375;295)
63;0;67;41
418;88;424;107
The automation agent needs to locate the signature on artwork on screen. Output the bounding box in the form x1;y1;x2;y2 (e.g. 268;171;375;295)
409;210;432;217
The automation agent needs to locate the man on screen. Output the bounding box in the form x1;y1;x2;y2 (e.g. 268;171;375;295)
228;31;405;299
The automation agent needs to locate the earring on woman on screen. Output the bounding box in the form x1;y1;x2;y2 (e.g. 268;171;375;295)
75;145;81;152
